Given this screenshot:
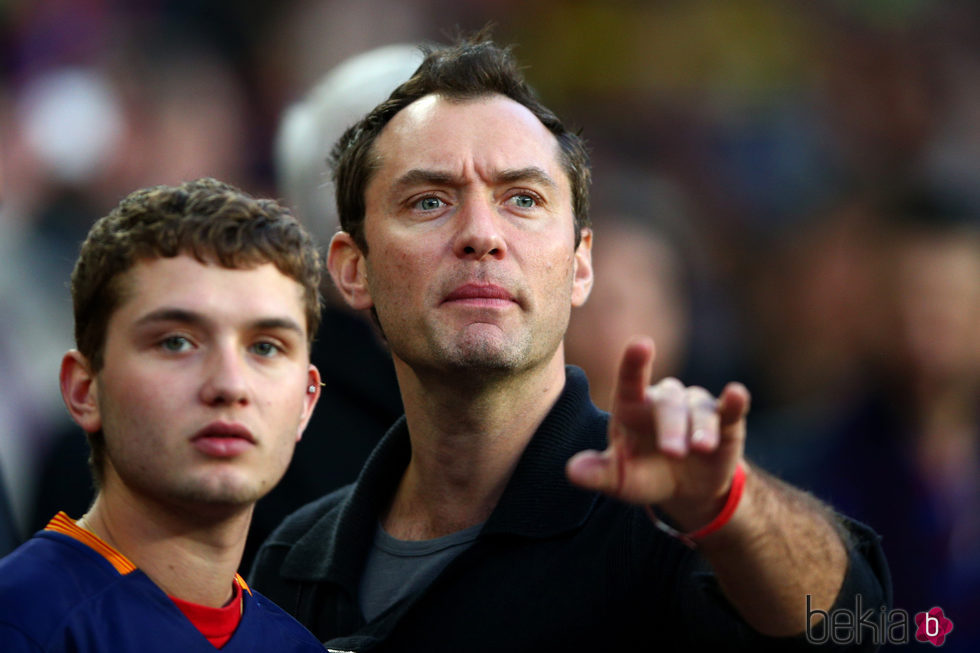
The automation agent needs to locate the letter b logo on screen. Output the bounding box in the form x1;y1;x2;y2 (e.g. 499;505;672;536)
915;607;953;646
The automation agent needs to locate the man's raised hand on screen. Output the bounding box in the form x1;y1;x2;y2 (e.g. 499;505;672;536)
566;336;751;530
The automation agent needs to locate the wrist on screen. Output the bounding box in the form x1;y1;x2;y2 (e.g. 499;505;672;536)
646;462;748;548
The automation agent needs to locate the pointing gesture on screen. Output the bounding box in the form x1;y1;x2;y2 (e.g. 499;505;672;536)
567;336;750;531
567;337;855;634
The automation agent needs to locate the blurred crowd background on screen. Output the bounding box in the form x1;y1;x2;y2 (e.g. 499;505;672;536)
1;1;977;650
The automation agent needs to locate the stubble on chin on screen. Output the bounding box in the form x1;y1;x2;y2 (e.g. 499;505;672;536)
436;323;533;372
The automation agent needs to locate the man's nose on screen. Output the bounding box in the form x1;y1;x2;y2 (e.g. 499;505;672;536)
199;343;250;406
452;195;507;261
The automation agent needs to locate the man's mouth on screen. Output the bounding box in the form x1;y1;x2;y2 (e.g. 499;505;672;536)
442;283;516;307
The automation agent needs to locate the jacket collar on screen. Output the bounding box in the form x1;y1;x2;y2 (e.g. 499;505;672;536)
482;366;606;537
280;366;607;587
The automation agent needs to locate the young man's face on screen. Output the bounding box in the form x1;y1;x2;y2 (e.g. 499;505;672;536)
333;93;592;377
62;254;320;509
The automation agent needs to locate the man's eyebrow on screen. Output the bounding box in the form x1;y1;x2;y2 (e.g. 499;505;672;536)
134;308;305;337
391;169;461;193
495;167;558;190
390;167;558;193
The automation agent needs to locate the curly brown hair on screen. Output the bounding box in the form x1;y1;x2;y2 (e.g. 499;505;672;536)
70;177;322;487
72;177;323;371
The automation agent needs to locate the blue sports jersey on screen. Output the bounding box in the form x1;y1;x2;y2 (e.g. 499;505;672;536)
0;513;325;652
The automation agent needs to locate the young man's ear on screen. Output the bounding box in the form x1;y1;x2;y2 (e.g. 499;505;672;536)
571;228;594;307
327;232;373;310
60;350;102;434
296;365;321;442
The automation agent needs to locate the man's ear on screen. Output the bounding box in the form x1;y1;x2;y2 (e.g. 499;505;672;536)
571;228;594;307
60;350;102;434
327;231;373;310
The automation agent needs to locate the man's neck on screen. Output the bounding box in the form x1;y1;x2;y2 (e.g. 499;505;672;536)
383;353;567;540
79;486;252;608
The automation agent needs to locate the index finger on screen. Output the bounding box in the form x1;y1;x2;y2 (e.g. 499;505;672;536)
611;336;656;408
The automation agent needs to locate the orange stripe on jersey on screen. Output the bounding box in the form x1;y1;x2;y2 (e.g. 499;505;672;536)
234;574;253;596
45;512;137;575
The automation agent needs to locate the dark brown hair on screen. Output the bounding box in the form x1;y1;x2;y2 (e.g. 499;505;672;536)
331;30;591;252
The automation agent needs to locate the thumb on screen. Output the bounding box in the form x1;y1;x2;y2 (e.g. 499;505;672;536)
566;449;621;495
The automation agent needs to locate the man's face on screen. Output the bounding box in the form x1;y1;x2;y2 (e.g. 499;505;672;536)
68;254;319;508
340;93;592;376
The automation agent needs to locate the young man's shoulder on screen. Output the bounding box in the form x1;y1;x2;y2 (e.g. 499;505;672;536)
0;532;120;614
0;532;326;652
0;531;142;650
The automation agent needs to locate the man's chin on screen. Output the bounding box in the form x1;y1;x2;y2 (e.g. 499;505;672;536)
445;338;525;370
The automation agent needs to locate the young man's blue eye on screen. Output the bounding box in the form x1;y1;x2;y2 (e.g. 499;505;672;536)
161;336;191;352
252;342;280;357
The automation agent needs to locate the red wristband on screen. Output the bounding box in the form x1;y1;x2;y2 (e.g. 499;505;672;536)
646;462;747;548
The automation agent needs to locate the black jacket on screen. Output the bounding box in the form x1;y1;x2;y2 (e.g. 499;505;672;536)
250;367;890;652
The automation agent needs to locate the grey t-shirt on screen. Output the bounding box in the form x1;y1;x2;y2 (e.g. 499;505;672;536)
358;522;483;623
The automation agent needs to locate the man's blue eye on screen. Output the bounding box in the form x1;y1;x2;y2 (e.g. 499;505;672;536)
418;197;444;211
512;195;535;208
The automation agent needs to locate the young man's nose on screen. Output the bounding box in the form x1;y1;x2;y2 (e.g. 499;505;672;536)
199;345;250;406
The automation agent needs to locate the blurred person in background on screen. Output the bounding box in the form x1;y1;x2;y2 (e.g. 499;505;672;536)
743;196;886;476
565;170;696;411
789;187;980;653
